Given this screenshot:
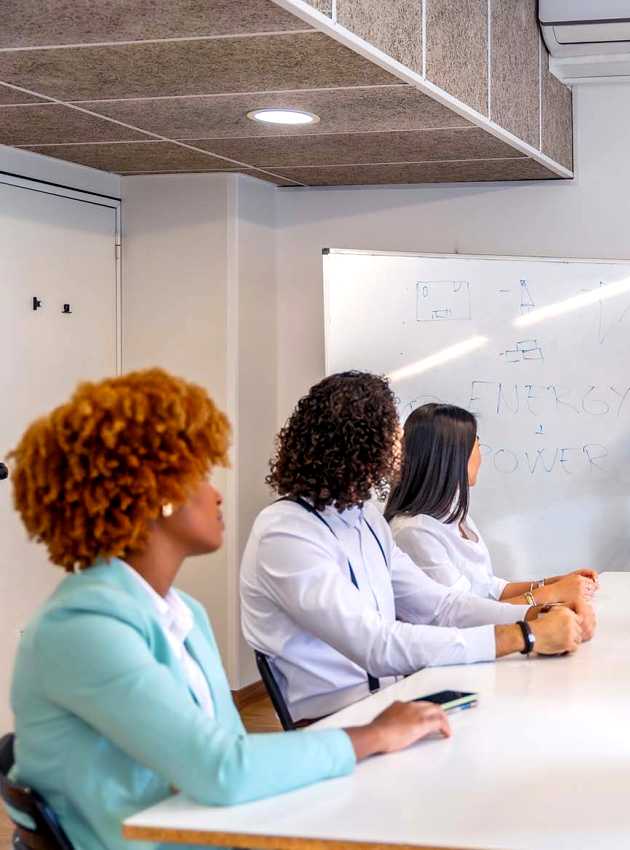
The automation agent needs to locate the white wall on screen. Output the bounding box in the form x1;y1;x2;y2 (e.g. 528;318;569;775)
274;83;630;419
122;173;233;671
0;143;120;198
233;176;278;685
122;172;277;687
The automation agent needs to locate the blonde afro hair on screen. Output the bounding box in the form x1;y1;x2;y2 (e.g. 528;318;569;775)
10;368;230;571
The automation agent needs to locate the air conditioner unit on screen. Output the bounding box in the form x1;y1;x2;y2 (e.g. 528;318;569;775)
539;0;630;82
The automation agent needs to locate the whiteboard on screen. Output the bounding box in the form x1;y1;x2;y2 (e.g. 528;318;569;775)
323;249;630;580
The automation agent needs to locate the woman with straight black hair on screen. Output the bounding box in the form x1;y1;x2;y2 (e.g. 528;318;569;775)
386;403;599;607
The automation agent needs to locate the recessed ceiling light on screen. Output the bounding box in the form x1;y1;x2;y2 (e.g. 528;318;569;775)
246;108;320;126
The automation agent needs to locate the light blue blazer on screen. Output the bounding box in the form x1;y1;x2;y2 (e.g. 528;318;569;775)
10;558;355;850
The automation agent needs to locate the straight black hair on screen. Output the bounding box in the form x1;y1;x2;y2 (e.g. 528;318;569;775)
384;403;478;525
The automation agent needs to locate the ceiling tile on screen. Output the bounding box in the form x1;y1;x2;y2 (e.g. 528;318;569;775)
0;103;147;145
190;128;519;167
118;168;301;186
0;34;397;101
21;141;236;173
426;0;488;116
542;50;573;171
236;169;303;186
491;0;539;149
80;86;469;138
271;158;558;186
0;85;46;105
304;1;333;15
0;0;310;49
337;0;422;73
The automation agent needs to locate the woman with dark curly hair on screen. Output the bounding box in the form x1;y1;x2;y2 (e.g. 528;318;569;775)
265;369;400;510
9;368;453;850
241;371;591;723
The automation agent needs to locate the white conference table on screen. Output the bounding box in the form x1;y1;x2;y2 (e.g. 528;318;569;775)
124;572;630;850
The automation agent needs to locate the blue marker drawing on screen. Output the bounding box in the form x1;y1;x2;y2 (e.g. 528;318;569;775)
520;279;535;313
500;339;544;364
416;281;471;322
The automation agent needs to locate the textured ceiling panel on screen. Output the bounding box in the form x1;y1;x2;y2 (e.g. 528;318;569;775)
0;0;311;49
337;0;422;73
0;34;397;102
542;51;573;172
490;0;539;148
119;168;301;185
75;86;469;138
0;86;46;105
0;0;571;186
190;128;520;167
22;141;237;172
303;1;333;15
271;158;558;186
426;0;488;116
0;104;146;145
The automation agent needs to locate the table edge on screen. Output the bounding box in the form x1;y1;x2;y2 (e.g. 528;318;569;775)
122;824;480;850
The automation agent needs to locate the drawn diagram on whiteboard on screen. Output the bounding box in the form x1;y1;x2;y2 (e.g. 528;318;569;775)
416;281;471;321
519;279;535;313
499;339;544;364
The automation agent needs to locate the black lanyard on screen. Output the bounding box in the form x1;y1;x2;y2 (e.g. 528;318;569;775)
278;496;387;693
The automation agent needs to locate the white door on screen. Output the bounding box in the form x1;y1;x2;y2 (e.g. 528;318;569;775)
0;178;119;731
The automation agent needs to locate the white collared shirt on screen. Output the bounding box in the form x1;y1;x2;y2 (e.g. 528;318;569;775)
121;562;215;719
240;500;528;721
390;513;508;601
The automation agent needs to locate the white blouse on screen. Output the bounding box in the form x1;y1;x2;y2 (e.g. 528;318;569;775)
241;500;526;721
390;512;508;601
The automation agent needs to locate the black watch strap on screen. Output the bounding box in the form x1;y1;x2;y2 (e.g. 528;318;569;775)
517;620;535;655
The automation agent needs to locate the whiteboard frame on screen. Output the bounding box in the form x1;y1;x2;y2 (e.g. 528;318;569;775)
323;248;630;375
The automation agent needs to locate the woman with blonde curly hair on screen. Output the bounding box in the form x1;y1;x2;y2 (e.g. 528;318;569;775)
9;368;451;850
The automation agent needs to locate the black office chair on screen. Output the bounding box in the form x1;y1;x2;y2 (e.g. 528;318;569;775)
0;734;74;850
254;652;296;731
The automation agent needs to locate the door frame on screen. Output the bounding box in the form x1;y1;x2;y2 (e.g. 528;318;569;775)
0;171;122;374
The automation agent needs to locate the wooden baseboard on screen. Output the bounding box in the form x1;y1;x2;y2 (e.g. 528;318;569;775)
231;679;267;710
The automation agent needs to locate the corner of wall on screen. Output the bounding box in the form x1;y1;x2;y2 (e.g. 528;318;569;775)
232;173;279;689
224;172;241;688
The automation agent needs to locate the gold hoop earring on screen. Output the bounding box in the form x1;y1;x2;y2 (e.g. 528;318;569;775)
161;503;174;518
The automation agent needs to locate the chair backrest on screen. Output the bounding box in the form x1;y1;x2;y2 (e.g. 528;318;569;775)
0;734;74;850
254;652;295;731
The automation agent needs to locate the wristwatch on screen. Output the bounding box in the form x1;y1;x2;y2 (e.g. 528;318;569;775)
517;620;536;655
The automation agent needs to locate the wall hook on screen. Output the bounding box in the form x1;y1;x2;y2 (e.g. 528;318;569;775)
62;303;72;314
32;297;42;311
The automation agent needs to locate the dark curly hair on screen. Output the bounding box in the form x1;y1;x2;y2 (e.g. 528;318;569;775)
267;371;399;511
10;368;230;571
